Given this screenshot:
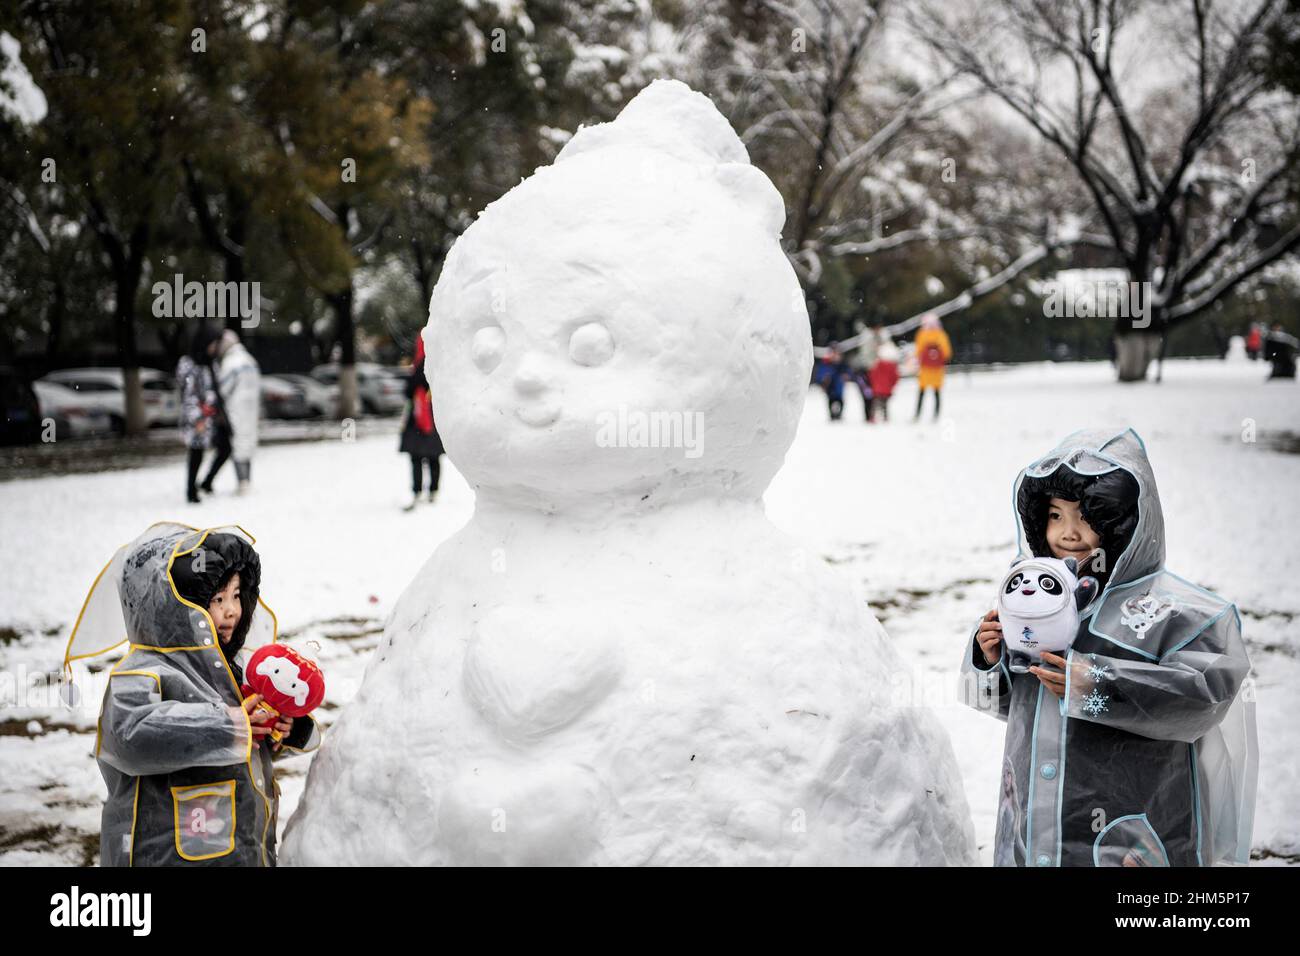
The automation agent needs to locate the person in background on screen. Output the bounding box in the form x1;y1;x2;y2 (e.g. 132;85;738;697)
1245;322;1263;361
814;341;849;421
845;323;879;421
400;332;444;510
868;341;900;423
1263;322;1298;380
212;329;262;494
913;312;952;422
177;324;226;504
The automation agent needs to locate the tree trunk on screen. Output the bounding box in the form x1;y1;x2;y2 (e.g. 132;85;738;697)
223;196;247;331
122;365;146;434
1113;333;1161;382
114;268;149;434
337;365;360;420
45;277;66;362
330;284;358;419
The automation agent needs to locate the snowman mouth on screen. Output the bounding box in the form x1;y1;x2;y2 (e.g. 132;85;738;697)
515;403;560;428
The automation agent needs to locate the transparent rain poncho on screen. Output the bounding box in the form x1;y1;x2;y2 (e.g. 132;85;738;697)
960;428;1258;866
65;522;318;866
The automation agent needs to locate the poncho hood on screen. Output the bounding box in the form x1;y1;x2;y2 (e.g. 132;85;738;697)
1013;427;1162;596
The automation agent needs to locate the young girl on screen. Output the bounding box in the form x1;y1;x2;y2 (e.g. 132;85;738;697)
67;523;320;866
960;428;1258;866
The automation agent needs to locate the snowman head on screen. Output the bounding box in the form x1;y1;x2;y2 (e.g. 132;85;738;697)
425;80;812;513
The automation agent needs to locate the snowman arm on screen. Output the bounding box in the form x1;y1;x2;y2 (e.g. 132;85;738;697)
1063;609;1249;742
960;620;1012;722
274;712;322;755
97;672;252;776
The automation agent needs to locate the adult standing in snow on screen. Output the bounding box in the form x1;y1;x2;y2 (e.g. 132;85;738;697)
399;332;443;510
1263;322;1298;380
213;328;262;494
913;312;952;421
177;324;226;504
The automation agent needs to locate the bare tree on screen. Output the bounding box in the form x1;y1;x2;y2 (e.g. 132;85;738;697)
722;1;966;285
914;0;1300;380
683;0;1104;347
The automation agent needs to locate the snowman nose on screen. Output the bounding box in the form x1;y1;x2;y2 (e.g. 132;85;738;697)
513;358;548;396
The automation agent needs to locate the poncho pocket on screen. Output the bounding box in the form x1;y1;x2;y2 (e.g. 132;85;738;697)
171;780;237;861
1092;813;1169;867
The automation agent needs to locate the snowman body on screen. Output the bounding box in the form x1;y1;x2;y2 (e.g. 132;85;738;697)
282;80;974;866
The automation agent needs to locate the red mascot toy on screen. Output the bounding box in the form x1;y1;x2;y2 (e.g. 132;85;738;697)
240;644;326;745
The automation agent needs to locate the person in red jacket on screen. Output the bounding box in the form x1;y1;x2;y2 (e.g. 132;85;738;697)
1245;323;1263;361
868;341;901;423
399;332;444;510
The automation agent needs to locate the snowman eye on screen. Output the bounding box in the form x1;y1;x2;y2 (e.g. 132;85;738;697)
569;322;614;367
471;325;505;373
1038;574;1061;593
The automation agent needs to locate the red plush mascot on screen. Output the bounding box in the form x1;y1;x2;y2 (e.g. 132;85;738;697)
240;644;326;744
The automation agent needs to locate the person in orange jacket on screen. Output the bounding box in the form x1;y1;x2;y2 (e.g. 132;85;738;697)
913;313;952;421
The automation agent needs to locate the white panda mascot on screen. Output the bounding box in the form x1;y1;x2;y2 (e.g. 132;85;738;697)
996;556;1099;672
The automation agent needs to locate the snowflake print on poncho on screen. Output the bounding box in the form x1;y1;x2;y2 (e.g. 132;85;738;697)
1085;654;1113;683
1081;690;1110;717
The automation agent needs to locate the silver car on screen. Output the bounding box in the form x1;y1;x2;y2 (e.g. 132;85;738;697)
273;373;340;418
41;367;180;429
32;380;115;439
309;363;406;415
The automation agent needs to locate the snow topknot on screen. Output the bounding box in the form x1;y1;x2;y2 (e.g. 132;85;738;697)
557;78;751;167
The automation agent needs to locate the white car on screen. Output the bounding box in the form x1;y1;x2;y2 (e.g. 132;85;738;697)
32;380;115;439
41;367;180;429
273;373;340;417
310;363;406;415
260;376;314;419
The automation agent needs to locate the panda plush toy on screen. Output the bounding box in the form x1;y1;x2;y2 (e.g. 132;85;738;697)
996;556;1099;673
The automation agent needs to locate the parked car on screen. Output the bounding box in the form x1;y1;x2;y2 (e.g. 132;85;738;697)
32;380;115;439
309;363;406;414
0;368;42;446
272;373;340;418
261;376;315;419
41;367;180;429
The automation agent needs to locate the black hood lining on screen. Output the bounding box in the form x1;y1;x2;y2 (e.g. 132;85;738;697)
167;531;262;660
1016;464;1140;590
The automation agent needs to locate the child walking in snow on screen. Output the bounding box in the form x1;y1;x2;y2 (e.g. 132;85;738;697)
961;428;1257;867
66;523;320;865
868;341;900;422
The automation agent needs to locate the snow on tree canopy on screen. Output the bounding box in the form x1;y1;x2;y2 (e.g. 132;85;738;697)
282;79;976;865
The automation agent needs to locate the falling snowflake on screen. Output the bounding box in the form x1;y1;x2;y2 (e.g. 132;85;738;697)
1081;690;1110;717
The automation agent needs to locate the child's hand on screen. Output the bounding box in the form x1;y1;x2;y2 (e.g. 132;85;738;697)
1030;652;1068;698
271;716;293;752
976;609;1003;665
242;694;276;740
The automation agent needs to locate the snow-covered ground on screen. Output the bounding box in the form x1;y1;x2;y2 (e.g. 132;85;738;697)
1;357;1296;866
